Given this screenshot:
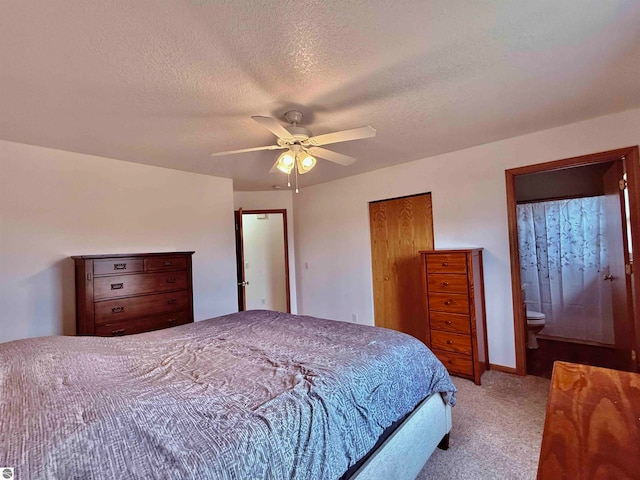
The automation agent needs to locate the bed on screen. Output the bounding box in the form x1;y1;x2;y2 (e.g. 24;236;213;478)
0;310;456;479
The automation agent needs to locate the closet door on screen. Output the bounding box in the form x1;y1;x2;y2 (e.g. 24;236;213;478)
369;193;434;344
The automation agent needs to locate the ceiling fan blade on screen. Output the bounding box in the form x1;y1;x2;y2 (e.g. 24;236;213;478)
306;126;376;146
210;145;286;157
308;147;356;166
251;116;294;140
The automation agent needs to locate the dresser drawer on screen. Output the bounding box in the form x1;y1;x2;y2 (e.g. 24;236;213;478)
425;253;467;274
94;311;191;337
145;256;188;271
433;349;474;376
428;292;470;315
94;291;191;325
94;258;144;276
431;330;472;355
94;271;188;300
429;311;471;334
427;274;468;294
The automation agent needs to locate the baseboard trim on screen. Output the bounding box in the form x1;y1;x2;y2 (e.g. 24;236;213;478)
489;363;519;375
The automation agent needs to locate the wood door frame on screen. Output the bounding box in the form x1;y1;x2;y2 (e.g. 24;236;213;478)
505;146;640;375
235;209;291;313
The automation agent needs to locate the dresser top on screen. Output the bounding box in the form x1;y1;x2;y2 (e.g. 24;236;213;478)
419;248;483;254
71;251;195;259
537;361;640;479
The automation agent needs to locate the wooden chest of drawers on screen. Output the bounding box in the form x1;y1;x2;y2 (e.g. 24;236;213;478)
73;252;195;336
420;249;489;385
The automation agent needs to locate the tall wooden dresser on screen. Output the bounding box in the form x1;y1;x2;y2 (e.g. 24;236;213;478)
420;249;488;385
73;252;194;336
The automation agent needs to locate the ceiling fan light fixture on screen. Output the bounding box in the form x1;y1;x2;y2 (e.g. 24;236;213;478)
296;153;316;174
209;111;376;191
276;151;295;174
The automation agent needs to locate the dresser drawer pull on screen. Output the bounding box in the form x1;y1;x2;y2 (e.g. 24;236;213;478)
442;262;449;266
111;283;124;290
167;318;177;325
164;260;173;266
167;298;177;305
444;300;452;305
445;320;453;325
111;329;126;336
166;277;177;284
446;340;453;345
113;263;127;270
441;281;449;287
111;306;125;314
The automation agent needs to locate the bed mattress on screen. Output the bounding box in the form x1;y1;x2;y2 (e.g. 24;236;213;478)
0;310;456;479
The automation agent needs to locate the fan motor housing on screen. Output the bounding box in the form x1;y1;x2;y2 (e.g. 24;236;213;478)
286;126;311;142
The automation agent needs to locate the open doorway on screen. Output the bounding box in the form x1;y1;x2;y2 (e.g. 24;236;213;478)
506;147;640;376
235;209;291;313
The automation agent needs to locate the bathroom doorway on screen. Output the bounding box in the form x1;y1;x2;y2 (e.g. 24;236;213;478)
234;209;291;313
506;147;640;377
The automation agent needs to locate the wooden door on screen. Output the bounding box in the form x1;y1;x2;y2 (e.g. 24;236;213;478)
603;161;635;371
369;193;434;344
234;209;246;311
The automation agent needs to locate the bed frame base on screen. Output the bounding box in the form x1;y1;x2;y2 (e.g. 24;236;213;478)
349;393;452;480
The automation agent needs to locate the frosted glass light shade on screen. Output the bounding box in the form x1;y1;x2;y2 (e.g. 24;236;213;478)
296;153;316;174
276;151;295;174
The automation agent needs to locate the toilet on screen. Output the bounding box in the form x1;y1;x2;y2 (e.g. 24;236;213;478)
526;311;546;349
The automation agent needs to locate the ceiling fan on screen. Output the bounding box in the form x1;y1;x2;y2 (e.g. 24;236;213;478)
210;111;376;189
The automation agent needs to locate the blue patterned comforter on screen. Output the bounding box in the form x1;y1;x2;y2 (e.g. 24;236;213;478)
0;310;456;479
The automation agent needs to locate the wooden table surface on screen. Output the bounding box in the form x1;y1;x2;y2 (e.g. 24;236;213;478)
537;361;640;479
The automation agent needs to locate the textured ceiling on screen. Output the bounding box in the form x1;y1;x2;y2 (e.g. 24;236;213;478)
1;1;639;191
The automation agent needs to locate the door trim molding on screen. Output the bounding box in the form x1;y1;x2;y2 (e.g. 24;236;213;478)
236;209;291;313
505;146;640;375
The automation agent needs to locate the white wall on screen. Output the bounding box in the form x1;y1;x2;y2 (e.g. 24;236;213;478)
233;191;297;313
0;140;238;343
293;108;640;369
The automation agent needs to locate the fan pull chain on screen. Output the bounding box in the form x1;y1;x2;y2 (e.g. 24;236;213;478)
287;173;291;188
295;165;299;193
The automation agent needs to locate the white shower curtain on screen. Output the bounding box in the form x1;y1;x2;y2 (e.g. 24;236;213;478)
517;196;614;345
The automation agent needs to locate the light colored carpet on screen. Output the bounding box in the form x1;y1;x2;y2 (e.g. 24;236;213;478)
417;370;550;480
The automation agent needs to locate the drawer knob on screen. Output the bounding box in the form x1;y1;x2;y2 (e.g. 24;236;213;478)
446;340;453;345
111;328;126;336
448;359;454;364
167;318;177;325
166;277;177;284
114;263;127;270
111;306;125;314
111;283;124;290
442;262;449;266
445;320;453;325
444;300;452;305
164;260;172;266
441;281;449;287
167;298;177;305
